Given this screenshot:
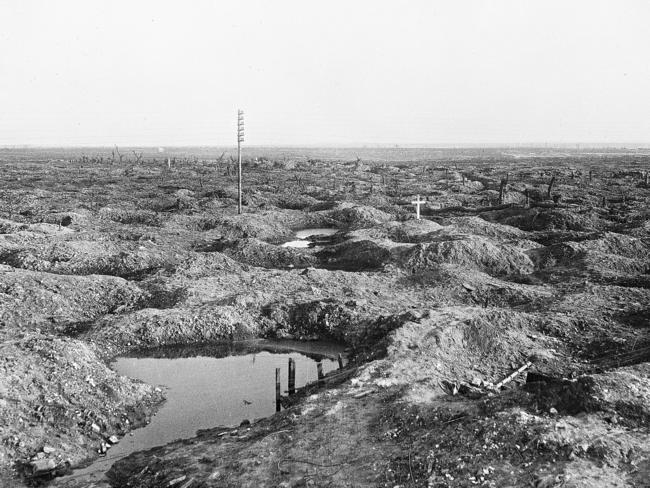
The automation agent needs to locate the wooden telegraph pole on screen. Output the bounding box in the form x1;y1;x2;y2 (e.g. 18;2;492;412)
237;109;244;214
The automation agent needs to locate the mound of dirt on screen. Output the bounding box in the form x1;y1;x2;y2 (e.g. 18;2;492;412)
503;190;527;205
216;238;318;268
628;217;650;238
172;252;243;279
363;307;557;398
545;245;648;277
0;334;161;481
528;229;601;246
182;212;291;239
462;179;485;191
262;299;359;341
99;207;162;227
553;284;650;317
444;170;464;181
0;268;146;336
590;364;650;425
444;215;528;240
85;306;258;354
476;189;526;206
274;191;321;210
317;229;536;276
0;237;180;278
339;227;393;241
41;212;89;229
482;207;605;232
328;203;393;229
183;210;335;241
342;219;443;243
383;219;444;242
423;196;465;209
536;233;650;278
540;415;650;486
578;232;649;259
316;238;404;271
0;218;29;233
399;234;535;276
402;263;554;309
263;300;424;356
24;223;76;235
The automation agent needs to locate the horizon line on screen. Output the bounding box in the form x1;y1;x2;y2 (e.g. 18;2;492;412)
3;142;650;149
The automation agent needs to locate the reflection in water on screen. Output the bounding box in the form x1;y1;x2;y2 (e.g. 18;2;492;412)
281;228;338;248
64;342;345;483
112;352;338;448
126;339;346;361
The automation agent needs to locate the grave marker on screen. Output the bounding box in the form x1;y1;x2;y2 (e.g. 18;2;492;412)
411;195;426;220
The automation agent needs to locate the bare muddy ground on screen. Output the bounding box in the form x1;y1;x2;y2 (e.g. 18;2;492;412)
0;147;649;487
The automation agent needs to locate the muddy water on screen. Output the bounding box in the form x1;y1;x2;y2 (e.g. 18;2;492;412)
61;341;344;483
281;227;338;248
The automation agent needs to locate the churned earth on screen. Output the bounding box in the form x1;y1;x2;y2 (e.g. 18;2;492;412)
0;147;649;487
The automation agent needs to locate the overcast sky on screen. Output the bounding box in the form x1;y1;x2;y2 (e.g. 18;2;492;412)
0;0;649;146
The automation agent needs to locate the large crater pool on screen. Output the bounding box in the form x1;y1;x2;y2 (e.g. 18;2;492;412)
61;340;346;483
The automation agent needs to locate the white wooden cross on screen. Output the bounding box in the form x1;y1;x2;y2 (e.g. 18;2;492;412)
411;194;426;220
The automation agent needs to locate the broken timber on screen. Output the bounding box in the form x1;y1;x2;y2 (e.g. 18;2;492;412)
493;361;533;390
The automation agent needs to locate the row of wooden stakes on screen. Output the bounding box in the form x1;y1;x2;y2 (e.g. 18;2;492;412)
274;354;345;412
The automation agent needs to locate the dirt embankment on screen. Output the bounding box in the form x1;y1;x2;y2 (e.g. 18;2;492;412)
0;334;162;483
0;267;145;336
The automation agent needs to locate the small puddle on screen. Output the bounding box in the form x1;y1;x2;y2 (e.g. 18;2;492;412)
281;228;338;248
61;340;345;483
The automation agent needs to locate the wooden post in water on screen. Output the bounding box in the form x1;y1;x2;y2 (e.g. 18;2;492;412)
288;358;296;395
337;353;344;370
317;362;324;383
275;368;281;412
